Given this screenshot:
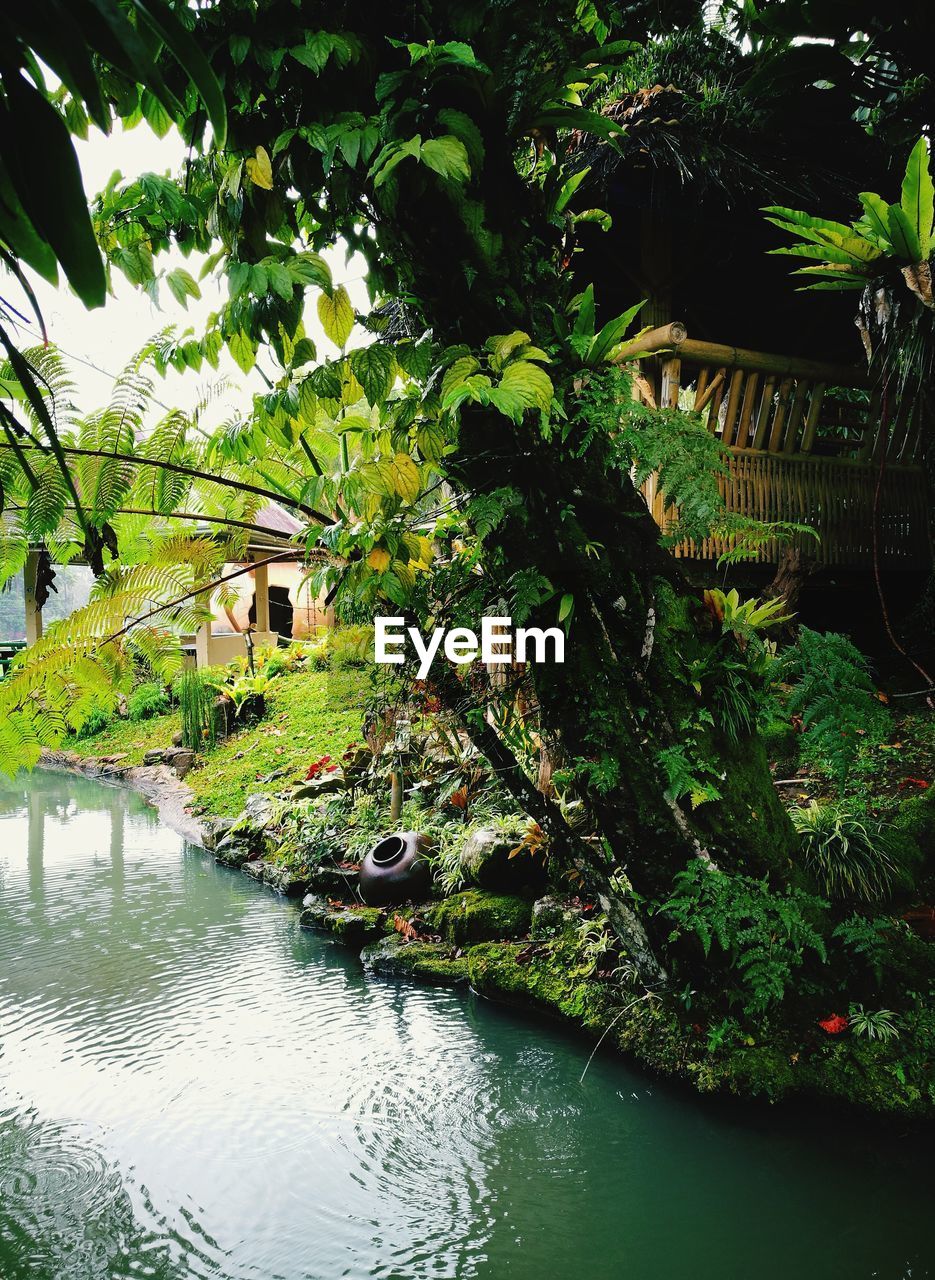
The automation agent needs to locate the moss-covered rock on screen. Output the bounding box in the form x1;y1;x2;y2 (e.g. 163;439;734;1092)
760;718;800;771
299;894;386;947
466;939;612;1030
425;891;532;945
894;788;935;858
304;861;360;897
458;827;548;893
361;934;470;984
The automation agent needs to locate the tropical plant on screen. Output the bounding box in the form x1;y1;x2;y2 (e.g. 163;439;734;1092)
765;137;933;297
4;0;929;993
848;1004;902;1042
791;802;907;903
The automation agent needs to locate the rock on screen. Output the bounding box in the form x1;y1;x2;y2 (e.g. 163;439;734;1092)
424;890;532;946
459;827;548;893
299;896;386;947
243;792;274;829
172;731;184;747
361;935;469;985
98;753;129;765
202;816;235;851
263;864;310;897
531;895;581;938
171;751;195;779
299;893;332;926
242;859;266;880
305;862;360;896
214;833;256;868
143;749;166;766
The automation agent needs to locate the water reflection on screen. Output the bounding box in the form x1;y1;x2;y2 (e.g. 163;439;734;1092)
0;770;929;1280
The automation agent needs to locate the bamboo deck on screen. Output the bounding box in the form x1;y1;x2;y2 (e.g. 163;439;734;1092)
617;325;931;568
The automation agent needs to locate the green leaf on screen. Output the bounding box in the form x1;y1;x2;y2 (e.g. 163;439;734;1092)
266;261;294;301
887;203;923;262
485;331;530;372
349;344;395;405
436;108;484;172
420;135;471;184
554;167;590;215
229;34;250;65
228;330;256;374
390;453;421;503
289;252;332;291
165;267;201;309
1;77;104;306
900;137;934;259
572;283;595;339
132;0;228;145
499;361;553;413
558;592;574;622
416;421;446;462
291;338;317;368
441;356;480;400
587;299;645;365
317;285;355;347
396;337;433;382
858;192;894;251
297;377;318;421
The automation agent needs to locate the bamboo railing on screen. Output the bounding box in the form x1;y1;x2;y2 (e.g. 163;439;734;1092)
615;324;931;567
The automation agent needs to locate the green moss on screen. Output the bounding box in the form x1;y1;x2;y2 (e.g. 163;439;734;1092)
65;666;369;818
760;718;799;765
467;939;612;1030
425;891;532;945
361;935;470;984
894;788;935;857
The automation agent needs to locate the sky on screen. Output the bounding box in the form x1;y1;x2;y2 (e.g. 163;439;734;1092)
11;121;370;429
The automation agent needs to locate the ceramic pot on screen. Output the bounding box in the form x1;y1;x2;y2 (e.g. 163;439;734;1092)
359;831;432;906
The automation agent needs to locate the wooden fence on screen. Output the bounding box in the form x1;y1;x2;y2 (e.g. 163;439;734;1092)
617;324;931;567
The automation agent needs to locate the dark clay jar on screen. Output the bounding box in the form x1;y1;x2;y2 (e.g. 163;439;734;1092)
359;832;432;906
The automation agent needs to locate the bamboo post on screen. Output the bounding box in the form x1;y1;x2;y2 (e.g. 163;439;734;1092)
799;382;826;455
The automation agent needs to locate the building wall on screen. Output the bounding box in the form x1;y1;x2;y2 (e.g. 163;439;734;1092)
208;563;332;639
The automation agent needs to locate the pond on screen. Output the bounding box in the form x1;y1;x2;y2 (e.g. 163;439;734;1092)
0;770;929;1280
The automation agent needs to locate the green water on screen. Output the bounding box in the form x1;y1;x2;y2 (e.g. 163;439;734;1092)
0;770;929;1279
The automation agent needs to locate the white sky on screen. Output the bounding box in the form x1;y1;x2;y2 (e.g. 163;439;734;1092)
12;121;370;428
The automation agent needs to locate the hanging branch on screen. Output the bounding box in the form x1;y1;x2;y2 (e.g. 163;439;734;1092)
0;443;333;522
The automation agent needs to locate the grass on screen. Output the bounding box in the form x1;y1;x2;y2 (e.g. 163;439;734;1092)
67;665;371;818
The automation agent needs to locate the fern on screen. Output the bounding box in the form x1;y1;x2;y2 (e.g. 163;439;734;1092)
776;628;889;789
660;861;828;1013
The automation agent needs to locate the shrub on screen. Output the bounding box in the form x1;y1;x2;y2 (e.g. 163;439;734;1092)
775;628;889;789
127;681;169;722
791;802;909;903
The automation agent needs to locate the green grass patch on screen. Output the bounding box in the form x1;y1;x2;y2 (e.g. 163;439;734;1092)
67;710;179;765
67;665;370;818
188;666;368;816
